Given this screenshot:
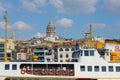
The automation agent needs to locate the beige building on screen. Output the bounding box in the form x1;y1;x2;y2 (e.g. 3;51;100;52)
0;35;15;61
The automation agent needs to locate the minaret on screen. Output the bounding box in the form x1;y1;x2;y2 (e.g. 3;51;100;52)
4;11;9;62
12;32;16;41
46;18;56;37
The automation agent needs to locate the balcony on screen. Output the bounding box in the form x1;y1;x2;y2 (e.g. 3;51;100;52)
34;49;44;53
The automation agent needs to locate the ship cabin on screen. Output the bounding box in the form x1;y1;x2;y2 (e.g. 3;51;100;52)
71;48;110;63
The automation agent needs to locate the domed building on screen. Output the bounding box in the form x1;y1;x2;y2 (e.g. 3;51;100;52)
44;18;59;42
46;18;56;37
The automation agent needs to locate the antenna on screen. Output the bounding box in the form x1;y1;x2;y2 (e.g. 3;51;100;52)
4;11;9;62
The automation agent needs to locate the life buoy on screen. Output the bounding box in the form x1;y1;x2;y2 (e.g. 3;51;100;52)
62;70;67;75
21;70;26;74
69;70;74;76
41;69;46;75
48;69;54;75
33;69;39;75
26;70;32;74
56;70;60;75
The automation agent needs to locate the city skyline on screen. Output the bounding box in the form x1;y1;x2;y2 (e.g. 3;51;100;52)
0;0;120;40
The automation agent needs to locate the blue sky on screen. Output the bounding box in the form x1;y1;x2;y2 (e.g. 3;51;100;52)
0;0;120;40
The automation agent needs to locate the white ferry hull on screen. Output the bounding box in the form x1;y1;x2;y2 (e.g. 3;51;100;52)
0;62;120;80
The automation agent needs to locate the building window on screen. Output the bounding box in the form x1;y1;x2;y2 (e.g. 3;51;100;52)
5;64;9;70
90;50;94;56
12;64;17;70
116;66;120;72
65;48;69;51
60;60;63;62
18;54;21;60
47;58;50;62
84;50;89;56
94;66;99;72
0;44;4;47
0;49;4;52
71;48;74;51
108;66;113;72
80;66;85;71
59;48;63;51
60;54;63;58
101;66;106;72
7;53;11;57
0;54;4;57
87;66;92;72
66;54;69;58
81;53;82;56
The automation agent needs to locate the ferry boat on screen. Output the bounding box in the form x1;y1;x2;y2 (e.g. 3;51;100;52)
1;48;120;80
1;12;120;80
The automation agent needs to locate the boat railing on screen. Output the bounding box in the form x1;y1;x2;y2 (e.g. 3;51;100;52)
21;68;74;76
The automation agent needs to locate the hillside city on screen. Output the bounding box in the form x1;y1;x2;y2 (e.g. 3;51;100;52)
0;18;115;62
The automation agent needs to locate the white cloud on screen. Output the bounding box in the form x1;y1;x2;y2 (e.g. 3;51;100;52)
49;0;98;14
0;1;12;16
103;0;120;14
34;32;45;38
116;22;120;27
49;0;64;13
20;0;46;13
56;18;73;27
87;23;107;29
0;22;11;29
0;21;32;31
0;22;5;29
12;21;32;31
0;2;5;16
116;22;120;31
34;0;46;7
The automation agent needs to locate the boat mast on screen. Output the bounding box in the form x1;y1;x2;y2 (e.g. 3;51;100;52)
4;11;9;62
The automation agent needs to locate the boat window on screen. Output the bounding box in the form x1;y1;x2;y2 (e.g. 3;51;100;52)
12;64;17;70
80;66;85;71
108;66;113;72
59;48;63;51
72;51;80;58
20;64;32;69
101;66;106;72
84;50;89;56
12;79;17;80
94;66;99;72
87;66;92;72
5;64;9;70
90;50;94;56
116;66;120;72
35;79;40;80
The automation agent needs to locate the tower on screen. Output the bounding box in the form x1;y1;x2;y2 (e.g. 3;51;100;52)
46;18;56;37
12;32;16;41
85;24;93;48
